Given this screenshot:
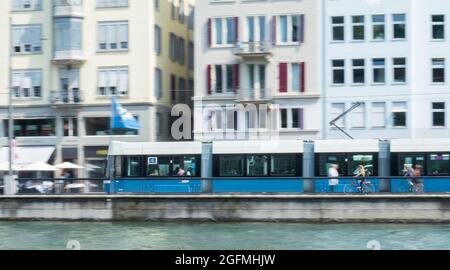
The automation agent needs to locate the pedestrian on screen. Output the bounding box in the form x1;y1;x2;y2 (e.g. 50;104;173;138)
413;165;424;193
327;164;340;193
354;165;367;193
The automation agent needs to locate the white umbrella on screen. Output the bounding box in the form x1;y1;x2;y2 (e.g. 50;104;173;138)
54;162;84;169
0;161;21;171
22;161;57;172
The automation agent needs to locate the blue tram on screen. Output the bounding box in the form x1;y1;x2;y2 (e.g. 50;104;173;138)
105;139;450;194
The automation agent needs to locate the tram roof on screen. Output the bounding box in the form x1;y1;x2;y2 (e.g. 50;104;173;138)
314;139;379;153
391;138;450;152
212;140;304;154
108;141;202;155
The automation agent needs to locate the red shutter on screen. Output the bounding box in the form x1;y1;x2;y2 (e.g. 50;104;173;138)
233;64;240;93
207;65;212;95
300;62;306;92
207;18;212;47
279;63;288;93
234;17;239;43
299;108;304;130
271;16;277;45
299;15;305;43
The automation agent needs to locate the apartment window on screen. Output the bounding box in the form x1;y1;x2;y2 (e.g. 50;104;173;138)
54;18;82;52
352;16;365;41
432;15;445;40
188;42;194;70
352;59;365;84
291;63;302;92
63;118;78;137
372;15;385;41
169;33;177;61
11;0;42;11
155;68;162;100
188;5;194;30
154;25;161;54
11;69;42;99
213;17;236;46
211;64;238;94
97;67;128;97
280;108;303;130
350;103;365;128
393;58;406;83
98;21;128;51
432;102;446;127
432;58;445;83
154;0;159;10
371;102;386;128
12;24;42;54
179;77;186;103
332;60;345;85
178;0;185;24
58;68;80;103
393;14;406;39
278;15;302;43
171;75;177;102
96;0;128;8
171;0;176;20
372;58;385;84
330;103;345;128
331;16;344;41
392;102;407;127
177;37;185;65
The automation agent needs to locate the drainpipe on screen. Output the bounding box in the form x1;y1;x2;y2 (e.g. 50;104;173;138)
302;140;315;193
201;141;213;193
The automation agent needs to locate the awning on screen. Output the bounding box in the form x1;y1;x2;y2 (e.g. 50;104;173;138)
0;146;55;166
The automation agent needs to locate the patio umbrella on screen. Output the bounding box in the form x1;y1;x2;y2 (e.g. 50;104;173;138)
0;161;22;171
21;161;57;172
54;162;84;169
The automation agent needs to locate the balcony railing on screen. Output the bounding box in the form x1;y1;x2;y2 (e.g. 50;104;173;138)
53;50;85;65
50;90;83;106
237;88;271;103
53;0;84;17
234;41;273;59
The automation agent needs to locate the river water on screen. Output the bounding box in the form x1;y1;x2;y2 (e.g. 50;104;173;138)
0;222;449;250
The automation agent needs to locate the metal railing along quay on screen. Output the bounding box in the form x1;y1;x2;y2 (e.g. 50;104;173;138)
1;176;449;195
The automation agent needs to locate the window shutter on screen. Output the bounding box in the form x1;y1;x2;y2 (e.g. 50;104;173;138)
233;64;240;93
299;108;304;130
279;63;288;92
300;62;306;92
299;15;305;43
207;65;212;95
271;16;277;45
234;17;239;43
207;18;212;47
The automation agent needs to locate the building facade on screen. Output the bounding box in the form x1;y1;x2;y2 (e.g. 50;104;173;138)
324;0;450;140
0;0;195;178
193;0;322;141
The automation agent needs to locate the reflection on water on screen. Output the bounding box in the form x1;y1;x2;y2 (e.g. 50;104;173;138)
0;222;449;250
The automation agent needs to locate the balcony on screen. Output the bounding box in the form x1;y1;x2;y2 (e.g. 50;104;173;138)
53;0;84;18
50;90;83;108
237;89;272;103
234;42;273;60
52;50;85;65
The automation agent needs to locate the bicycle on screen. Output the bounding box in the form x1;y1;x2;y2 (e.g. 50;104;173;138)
397;179;424;193
343;179;375;194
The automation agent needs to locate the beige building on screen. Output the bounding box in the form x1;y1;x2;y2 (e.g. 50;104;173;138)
0;0;195;179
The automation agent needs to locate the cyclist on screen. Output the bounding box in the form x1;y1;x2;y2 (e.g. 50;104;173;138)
354;165;367;193
403;164;415;188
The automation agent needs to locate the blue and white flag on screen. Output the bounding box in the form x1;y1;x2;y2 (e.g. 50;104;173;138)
111;97;140;130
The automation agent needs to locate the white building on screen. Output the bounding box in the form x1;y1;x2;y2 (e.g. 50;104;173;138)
193;0;322;141
324;0;450;140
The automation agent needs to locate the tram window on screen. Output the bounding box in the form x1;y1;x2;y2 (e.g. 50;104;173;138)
247;155;269;176
126;156;141;177
428;153;450;175
146;156;171;176
219;155;244;177
319;154;347;176
271;155;297;176
349;154;375;176
172;156;198;177
398;154;425;176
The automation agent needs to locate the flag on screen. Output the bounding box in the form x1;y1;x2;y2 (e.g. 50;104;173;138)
111;96;140;130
